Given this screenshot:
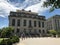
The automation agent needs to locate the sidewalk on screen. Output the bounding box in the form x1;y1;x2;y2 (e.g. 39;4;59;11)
17;37;60;45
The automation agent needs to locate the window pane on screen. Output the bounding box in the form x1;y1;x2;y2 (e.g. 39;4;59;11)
17;19;20;26
17;28;20;33
23;20;26;26
42;30;45;33
12;19;15;26
34;29;37;33
29;20;32;27
34;21;36;27
24;29;26;33
38;21;41;27
29;29;31;34
39;29;41;33
42;22;44;28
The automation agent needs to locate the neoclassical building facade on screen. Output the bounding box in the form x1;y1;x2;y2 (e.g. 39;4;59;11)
46;15;60;31
9;9;46;36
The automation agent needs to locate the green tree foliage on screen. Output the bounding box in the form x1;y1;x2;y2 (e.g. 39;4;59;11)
43;0;60;12
57;30;60;35
48;30;57;35
1;27;14;38
0;39;12;45
0;39;6;45
0;27;19;45
10;35;19;43
0;29;2;37
5;39;12;45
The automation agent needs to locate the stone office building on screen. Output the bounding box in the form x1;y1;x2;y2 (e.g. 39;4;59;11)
46;15;60;31
9;9;46;36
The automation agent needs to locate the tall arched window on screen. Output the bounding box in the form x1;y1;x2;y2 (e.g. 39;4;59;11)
39;29;41;33
42;22;44;28
24;29;26;34
12;19;15;26
34;21;36;27
29;20;32;27
38;21;41;27
16;28;20;33
42;30;45;33
17;19;20;26
23;20;26;26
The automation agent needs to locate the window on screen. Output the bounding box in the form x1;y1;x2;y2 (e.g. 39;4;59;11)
12;19;15;26
17;28;20;33
38;21;41;27
24;29;26;33
55;19;57;30
29;29;31;34
34;29;37;33
29;20;32;27
39;29;41;33
17;19;20;26
23;20;26;26
34;21;36;27
42;30;45;33
42;22;44;28
57;20;59;28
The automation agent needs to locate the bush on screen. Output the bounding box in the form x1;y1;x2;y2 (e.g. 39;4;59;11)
0;27;14;38
0;35;19;45
0;39;6;45
5;39;12;45
45;34;51;37
49;30;57;35
0;39;12;45
10;36;19;43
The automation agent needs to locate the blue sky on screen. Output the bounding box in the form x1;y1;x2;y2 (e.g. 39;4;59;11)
0;0;60;28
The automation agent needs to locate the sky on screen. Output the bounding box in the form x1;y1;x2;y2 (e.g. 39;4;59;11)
0;0;60;28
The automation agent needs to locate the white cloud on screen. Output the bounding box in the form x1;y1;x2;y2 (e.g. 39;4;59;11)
0;0;51;28
25;0;49;14
16;0;41;9
0;0;19;17
0;15;5;18
0;25;8;29
0;0;49;17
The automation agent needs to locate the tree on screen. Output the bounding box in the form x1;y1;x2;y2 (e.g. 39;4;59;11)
43;0;60;12
0;29;2;37
0;39;12;45
48;30;57;37
10;35;19;43
57;30;60;36
1;27;14;38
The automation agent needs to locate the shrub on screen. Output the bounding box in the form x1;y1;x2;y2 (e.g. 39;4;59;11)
0;39;6;45
0;39;12;45
46;34;51;37
49;30;57;35
0;27;14;38
5;39;12;45
10;36;19;43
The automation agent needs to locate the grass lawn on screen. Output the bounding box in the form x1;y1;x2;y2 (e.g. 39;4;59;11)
0;38;3;42
0;38;8;42
0;38;4;40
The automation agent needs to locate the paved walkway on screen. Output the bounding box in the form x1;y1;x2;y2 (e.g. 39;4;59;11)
17;37;60;45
